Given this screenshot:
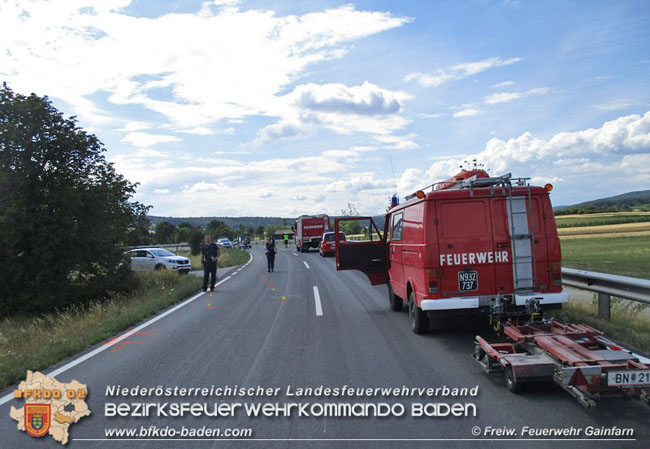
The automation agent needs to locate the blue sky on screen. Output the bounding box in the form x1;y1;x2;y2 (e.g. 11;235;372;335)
1;0;649;216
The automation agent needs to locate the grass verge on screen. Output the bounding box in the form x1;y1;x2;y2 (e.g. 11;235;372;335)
550;300;650;354
188;248;251;270
0;271;201;390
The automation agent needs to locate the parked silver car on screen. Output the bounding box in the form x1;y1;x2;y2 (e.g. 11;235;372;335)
128;248;191;274
216;238;233;249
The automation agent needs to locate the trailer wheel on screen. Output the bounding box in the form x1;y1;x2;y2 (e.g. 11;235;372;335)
409;292;428;334
388;282;403;312
505;367;524;393
473;344;485;361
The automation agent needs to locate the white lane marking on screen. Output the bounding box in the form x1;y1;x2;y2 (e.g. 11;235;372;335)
313;286;323;316
303;261;310;269
0;253;253;407
292;253;298;257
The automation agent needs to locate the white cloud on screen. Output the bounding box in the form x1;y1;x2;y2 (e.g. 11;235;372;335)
325;173;391;192
484;87;551;104
453;108;480;118
424;111;650;194
118;121;151;132
292;81;409;115
154;189;170;194
134;148;170;158
388;140;419;150
255;81;413;142
593;99;635;111
404;57;522;88
122;132;181;147
492;80;515;88
183;182;228;193
0;3;410;132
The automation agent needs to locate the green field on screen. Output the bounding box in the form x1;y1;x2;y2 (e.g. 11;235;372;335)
555;212;650;228
561;234;650;279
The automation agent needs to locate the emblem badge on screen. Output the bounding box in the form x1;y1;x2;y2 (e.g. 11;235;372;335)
25;404;51;437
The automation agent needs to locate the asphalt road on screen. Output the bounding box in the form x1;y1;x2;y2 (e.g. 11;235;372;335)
1;245;648;449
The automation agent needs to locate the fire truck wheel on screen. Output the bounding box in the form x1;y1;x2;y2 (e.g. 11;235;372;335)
505;367;523;393
409;292;428;334
388;282;403;311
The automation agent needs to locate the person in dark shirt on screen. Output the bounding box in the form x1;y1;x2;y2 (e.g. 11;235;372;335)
201;235;220;291
265;237;276;272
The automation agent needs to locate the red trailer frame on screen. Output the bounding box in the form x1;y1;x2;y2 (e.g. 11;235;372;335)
475;319;650;409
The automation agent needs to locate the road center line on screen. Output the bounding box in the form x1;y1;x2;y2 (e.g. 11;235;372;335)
313;286;323;316
303;261;310;269
0;253;253;407
292;252;298;256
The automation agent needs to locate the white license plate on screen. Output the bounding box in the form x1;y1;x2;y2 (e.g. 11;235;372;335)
607;370;650;387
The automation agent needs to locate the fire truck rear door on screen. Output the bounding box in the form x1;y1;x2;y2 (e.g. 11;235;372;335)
436;199;497;297
335;217;388;285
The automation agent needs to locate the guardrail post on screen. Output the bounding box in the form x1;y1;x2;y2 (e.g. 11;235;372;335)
597;293;611;321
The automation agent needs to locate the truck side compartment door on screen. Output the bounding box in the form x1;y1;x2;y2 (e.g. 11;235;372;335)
335;217;388;285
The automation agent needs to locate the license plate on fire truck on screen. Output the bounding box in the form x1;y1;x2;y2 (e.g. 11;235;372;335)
458;271;478;292
607;370;650;387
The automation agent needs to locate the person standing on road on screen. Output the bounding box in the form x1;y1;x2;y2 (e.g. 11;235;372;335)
283;233;289;249
201;235;220;291
265;236;276;272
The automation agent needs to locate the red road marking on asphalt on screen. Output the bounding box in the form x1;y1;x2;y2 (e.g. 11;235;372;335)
104;328;156;352
110;340;143;353
260;274;277;291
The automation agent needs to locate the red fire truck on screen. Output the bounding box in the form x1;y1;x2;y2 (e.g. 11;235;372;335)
293;215;330;252
335;170;568;334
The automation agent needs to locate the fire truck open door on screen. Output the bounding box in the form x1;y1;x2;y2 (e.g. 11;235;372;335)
335;217;388;285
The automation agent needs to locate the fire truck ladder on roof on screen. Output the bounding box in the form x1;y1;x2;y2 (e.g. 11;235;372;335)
506;185;537;293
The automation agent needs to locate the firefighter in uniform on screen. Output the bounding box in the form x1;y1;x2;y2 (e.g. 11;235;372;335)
201;235;220;291
265;236;276;272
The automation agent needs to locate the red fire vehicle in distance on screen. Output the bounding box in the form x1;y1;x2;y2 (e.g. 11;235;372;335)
293;215;330;252
335;171;567;334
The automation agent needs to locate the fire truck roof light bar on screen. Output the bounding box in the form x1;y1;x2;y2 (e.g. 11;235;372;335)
405;173;531;201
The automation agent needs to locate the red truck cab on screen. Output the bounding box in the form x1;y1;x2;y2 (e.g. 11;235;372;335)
335;172;567;334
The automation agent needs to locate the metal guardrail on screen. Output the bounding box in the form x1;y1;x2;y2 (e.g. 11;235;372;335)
562;267;650;320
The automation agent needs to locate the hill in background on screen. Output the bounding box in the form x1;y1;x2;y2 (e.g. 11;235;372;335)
554;190;650;214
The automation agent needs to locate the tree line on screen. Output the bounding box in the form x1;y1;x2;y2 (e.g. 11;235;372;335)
145;221;265;254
